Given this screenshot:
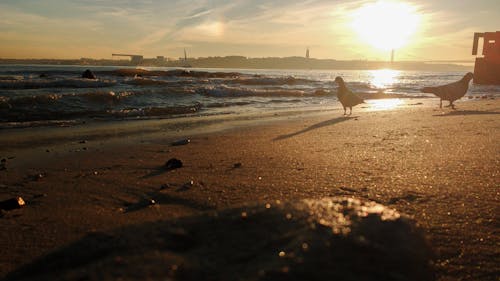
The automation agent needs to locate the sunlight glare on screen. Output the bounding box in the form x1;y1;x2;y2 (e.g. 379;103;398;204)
351;1;420;50
369;69;400;88
367;98;404;111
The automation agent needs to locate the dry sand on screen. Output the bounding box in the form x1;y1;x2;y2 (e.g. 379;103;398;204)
0;98;499;280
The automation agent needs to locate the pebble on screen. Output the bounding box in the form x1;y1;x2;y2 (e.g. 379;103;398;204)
165;158;183;170
171;139;190;146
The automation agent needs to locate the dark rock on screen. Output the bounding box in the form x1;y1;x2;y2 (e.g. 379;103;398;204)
5;197;434;281
171;139;190;146
0;158;6;170
79;140;87;144
233;162;242;168
165;158;183;171
0;197;26;211
39;73;48;78
82;69;96;79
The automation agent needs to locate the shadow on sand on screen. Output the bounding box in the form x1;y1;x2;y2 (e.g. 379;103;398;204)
433;109;500;117
274;116;355;141
123;191;215;213
4;198;433;281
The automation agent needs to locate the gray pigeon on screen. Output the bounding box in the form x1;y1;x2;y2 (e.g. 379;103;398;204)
334;76;364;115
421;72;473;109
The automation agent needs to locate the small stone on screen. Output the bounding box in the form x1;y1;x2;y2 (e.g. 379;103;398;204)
165;158;183;171
0;197;26;211
233;162;242;168
160;183;170;190
79;140;87;144
171;139;190;146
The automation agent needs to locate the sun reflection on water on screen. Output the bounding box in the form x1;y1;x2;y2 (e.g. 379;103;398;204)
367;98;404;111
369;69;400;89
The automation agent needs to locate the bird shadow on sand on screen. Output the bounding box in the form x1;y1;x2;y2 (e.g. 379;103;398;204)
274;116;355;141
433;109;500;117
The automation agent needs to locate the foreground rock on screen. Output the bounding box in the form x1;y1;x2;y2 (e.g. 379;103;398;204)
4;197;434;281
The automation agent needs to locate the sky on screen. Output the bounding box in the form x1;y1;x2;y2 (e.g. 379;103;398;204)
0;0;498;61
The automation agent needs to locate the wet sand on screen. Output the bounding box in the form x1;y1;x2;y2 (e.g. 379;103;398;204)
0;98;499;280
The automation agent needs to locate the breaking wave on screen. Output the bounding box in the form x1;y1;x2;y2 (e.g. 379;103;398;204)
0;78;116;89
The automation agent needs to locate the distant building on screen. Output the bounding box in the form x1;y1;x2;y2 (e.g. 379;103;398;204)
306;48;310;59
112;54;144;64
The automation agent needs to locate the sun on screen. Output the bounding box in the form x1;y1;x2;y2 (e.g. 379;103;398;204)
351;1;420;51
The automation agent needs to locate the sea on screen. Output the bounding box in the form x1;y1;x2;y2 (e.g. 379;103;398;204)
0;65;498;128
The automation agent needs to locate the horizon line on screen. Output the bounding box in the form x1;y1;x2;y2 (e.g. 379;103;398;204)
0;57;475;63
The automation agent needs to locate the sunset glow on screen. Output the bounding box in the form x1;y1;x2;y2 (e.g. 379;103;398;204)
369;69;400;88
351;1;421;51
0;1;497;60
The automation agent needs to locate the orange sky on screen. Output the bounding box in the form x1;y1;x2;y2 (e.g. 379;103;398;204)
0;0;498;61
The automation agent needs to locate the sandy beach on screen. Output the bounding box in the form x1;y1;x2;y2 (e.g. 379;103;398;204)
0;98;499;280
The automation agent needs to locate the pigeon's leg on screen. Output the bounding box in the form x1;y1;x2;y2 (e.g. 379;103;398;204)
450;101;456;110
349;107;352;115
343;106;346;115
440;99;442;108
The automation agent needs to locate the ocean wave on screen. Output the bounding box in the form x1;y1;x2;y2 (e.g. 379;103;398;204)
232;76;316;86
195;85;321;97
78;91;122;103
0;78;116;89
108;104;202;118
7;94;62;106
123;77;170;86
0;75;24;81
204;101;254;108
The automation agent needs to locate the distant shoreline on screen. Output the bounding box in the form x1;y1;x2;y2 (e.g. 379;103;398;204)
0;57;473;72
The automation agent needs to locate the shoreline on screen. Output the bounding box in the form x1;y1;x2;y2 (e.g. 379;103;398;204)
1;98;499;280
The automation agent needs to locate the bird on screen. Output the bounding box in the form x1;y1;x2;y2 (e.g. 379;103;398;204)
421;72;473;109
334;76;365;115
